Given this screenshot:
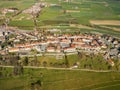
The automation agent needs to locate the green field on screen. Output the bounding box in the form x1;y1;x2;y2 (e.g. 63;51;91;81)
0;0;35;10
0;68;120;90
0;0;120;33
19;54;120;71
1;53;119;90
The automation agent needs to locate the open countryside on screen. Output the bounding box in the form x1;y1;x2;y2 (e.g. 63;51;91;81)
1;67;120;90
0;0;120;90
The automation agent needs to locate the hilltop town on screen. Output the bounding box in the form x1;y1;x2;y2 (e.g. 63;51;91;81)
0;27;120;67
0;1;120;68
0;0;120;90
0;0;120;79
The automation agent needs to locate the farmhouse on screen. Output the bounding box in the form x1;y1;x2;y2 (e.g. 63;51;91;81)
1;8;18;14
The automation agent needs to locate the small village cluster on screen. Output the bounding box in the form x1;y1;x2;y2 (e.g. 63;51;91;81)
8;33;106;53
0;1;120;67
0;28;119;56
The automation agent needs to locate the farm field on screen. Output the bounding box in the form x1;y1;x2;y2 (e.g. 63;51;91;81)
0;0;35;10
0;0;120;36
0;68;120;90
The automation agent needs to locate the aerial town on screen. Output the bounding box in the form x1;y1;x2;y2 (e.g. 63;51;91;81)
0;26;120;66
0;0;120;90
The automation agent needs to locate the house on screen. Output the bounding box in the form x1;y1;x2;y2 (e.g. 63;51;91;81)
101;44;107;49
8;48;19;52
55;48;61;52
24;46;33;51
60;42;70;48
113;40;118;45
34;45;41;52
109;48;119;57
1;8;18;14
47;47;55;52
64;47;76;52
82;38;92;43
40;45;46;52
14;39;20;42
0;50;6;55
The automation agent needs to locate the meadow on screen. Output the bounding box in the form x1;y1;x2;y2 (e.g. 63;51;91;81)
0;68;120;90
19;53;120;71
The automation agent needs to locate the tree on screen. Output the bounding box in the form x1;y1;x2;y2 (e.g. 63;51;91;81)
84;64;87;69
77;51;82;59
31;82;34;90
34;55;38;66
13;65;18;75
108;65;112;70
30;80;42;90
43;61;47;67
13;63;24;75
0;54;2;60
0;71;3;78
62;50;69;68
19;64;24;75
16;55;20;60
23;57;29;66
89;64;92;69
64;53;69;68
34;80;42;90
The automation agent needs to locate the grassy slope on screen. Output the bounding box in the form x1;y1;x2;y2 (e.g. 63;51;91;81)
21;54;120;71
0;68;120;90
0;0;35;10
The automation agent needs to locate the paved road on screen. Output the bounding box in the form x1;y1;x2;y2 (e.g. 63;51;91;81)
20;50;105;57
0;65;118;73
20;52;77;57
